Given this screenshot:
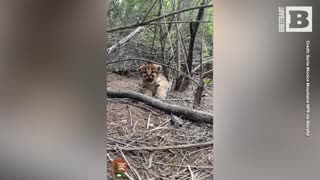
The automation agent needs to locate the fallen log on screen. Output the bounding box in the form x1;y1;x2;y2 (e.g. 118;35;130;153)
107;90;213;124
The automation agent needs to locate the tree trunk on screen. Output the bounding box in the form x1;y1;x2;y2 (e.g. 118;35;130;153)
173;0;181;91
193;12;206;108
193;78;204;108
175;1;206;91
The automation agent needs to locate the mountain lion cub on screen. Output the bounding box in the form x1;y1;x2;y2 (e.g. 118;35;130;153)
138;62;169;99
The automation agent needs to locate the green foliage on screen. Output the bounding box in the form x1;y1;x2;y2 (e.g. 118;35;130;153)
108;0;213;57
203;77;213;85
203;42;209;57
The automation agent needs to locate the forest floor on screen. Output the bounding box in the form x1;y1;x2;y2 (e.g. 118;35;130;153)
107;72;213;180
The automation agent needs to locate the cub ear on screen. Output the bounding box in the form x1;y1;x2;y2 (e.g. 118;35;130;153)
157;65;162;72
138;64;144;71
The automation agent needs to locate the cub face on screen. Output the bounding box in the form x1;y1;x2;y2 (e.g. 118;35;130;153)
138;62;162;84
138;62;169;99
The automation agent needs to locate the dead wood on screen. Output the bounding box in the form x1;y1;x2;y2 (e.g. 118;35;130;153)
170;114;184;126
153;162;213;169
107;4;213;32
107;26;145;54
107;90;213;124
107;141;213;151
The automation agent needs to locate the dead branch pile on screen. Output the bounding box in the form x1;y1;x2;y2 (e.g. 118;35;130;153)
107;99;213;179
107;31;165;73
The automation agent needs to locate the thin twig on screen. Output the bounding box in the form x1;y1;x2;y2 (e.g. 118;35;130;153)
123;101;159;115
107;141;213;151
140;0;158;23
175;151;188;175
203;69;213;77
192;58;213;74
107;137;134;148
148;20;212;25
148;152;156;169
133;121;138;132
163;98;210;101
154;162;213;169
117;145;142;180
127;106;133;127
147;112;152;130
148;118;171;133
188;165;195;180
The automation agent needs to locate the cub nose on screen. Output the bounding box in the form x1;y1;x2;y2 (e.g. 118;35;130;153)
144;75;154;82
144;75;154;81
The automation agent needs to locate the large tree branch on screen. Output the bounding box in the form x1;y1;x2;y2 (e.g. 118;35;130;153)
192;58;213;74
107;4;213;32
148;20;212;25
107;27;145;54
107;90;213;124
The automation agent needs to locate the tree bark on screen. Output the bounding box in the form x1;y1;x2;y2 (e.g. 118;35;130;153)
193;79;205;108
175;2;206;90
107;90;213;124
174;0;181;87
187;2;206;76
193;15;205;108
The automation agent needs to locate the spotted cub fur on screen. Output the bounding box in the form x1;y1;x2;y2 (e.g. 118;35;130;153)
138;62;169;99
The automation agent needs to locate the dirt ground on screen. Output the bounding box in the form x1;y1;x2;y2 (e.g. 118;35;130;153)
107;72;213;179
